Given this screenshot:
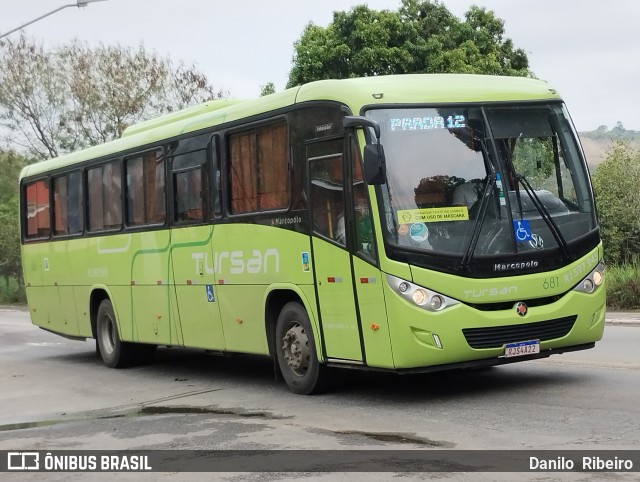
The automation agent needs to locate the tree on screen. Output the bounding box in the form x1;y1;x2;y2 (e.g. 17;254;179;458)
287;0;530;87
591;141;640;264
260;82;276;96
0;149;32;301
0;36;225;160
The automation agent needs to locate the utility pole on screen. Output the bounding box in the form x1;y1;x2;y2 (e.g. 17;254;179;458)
0;1;108;40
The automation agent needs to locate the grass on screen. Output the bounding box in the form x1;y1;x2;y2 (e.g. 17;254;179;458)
605;260;640;310
0;277;26;305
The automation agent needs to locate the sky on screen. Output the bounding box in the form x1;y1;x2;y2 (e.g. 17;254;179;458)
1;0;639;132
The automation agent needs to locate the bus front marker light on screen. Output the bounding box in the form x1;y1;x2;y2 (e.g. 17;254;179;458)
412;289;427;305
398;282;410;293
583;279;594;293
593;270;603;286
429;295;444;311
370;323;380;331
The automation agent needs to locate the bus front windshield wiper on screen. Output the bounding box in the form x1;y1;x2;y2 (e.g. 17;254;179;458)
460;173;497;271
517;174;572;260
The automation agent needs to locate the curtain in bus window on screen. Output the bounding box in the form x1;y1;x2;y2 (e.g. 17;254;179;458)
174;168;203;222
88;167;104;231
126;156;144;226
146;150;165;223
103;162;122;229
126;150;165;226
310;154;345;244
257;123;288;210
230;130;257;213
25;180;50;238
53;176;68;235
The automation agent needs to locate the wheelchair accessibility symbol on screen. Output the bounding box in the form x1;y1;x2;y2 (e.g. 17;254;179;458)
205;284;215;302
513;220;532;243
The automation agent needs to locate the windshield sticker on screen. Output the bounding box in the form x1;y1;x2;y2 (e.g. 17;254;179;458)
390;115;466;131
397;224;409;236
496;173;507;206
409;223;429;242
513;220;533;243
397;207;469;224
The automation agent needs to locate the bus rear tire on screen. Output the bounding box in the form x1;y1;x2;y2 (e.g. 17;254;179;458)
96;299;137;368
275;302;326;395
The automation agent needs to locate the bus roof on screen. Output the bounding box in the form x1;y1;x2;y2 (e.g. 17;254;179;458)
20;74;561;179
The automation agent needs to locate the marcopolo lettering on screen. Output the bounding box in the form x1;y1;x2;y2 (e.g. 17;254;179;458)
494;260;539;272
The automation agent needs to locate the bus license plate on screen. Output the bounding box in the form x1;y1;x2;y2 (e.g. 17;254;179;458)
504;340;540;358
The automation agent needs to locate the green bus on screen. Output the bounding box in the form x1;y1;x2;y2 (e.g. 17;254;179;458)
20;74;605;394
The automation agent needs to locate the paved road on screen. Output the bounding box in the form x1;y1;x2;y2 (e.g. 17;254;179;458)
0;308;638;481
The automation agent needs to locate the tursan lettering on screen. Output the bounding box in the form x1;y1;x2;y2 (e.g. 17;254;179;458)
192;249;279;275
464;286;518;299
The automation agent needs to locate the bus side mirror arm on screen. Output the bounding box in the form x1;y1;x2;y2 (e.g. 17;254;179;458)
343;116;386;185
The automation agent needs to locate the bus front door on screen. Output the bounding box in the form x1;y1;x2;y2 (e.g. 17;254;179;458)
307;139;363;362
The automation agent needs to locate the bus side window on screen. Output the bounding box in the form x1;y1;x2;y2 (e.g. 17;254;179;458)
67;171;84;234
24;179;51;239
229;122;289;214
171;148;207;224
211;136;222;217
351;139;375;257
126;149;165;227
310;154;345;245
88;160;122;232
174;168;204;223
53;175;69;236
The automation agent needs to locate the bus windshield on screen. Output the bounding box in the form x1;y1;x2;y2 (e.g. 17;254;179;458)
368;104;597;263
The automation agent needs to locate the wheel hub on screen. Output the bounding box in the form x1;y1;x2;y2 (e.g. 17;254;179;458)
282;324;310;375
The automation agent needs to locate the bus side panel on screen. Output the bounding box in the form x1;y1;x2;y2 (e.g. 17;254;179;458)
170;225;225;350
54;237;84;336
352;257;394;368
129;231;176;345
211;224;314;355
22;243;48;327
85;234;136;342
217;284;269;354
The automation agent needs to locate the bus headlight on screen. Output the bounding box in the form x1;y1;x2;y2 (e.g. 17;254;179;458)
430;295;444;311
593;270;603;286
386;274;459;312
573;260;605;294
412;289;427;305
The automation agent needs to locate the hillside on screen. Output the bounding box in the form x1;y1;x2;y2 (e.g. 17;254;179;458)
579;125;640;168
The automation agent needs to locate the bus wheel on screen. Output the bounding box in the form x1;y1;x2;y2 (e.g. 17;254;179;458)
275;302;326;395
96;299;135;368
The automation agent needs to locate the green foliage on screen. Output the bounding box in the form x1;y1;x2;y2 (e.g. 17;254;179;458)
288;0;530;87
0;196;23;303
260;82;276;97
0;149;31;303
581;121;640;141
604;259;640;310
0;36;224;160
511;137;556;189
591;141;640;264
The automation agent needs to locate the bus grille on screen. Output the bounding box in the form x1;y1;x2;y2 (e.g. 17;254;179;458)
462;315;577;349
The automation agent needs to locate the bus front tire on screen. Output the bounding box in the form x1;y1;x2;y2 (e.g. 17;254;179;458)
96;299;152;368
275;302;326;395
